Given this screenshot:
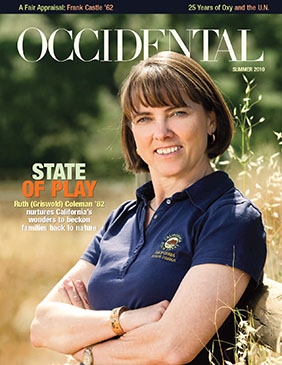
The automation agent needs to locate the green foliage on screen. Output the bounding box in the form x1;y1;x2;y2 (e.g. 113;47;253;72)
227;75;265;192
232;75;265;167
0;14;119;178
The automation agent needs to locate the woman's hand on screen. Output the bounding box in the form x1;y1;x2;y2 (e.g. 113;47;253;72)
120;300;169;333
61;277;90;309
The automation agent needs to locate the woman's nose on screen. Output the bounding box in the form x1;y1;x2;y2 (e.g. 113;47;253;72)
153;119;173;140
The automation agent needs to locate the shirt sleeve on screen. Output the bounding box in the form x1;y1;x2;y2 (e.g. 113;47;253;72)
191;200;267;285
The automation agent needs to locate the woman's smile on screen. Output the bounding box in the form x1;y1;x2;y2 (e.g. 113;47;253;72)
154;145;182;156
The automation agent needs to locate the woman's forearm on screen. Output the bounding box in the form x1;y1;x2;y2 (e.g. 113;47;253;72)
85;322;173;365
30;302;114;354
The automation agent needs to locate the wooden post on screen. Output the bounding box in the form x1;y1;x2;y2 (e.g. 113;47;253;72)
249;277;282;353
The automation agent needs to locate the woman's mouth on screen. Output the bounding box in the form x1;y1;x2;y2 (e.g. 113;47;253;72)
155;146;182;155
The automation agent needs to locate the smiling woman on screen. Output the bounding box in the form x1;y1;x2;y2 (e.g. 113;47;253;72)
30;51;266;365
120;51;234;175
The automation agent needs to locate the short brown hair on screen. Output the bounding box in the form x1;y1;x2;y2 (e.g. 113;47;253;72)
120;51;234;173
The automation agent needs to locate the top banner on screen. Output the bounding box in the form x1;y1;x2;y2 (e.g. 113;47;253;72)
0;0;281;14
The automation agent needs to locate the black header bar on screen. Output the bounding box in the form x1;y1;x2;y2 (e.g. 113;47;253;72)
1;0;281;14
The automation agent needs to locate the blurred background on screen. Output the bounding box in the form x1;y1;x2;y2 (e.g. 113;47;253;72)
1;13;282;364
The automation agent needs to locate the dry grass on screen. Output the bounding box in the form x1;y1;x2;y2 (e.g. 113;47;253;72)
232;150;282;282
217;147;282;364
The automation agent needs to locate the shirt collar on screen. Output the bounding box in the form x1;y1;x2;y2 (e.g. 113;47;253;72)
136;180;155;204
136;171;234;212
184;171;234;212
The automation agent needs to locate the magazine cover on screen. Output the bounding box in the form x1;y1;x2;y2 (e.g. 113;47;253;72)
1;1;282;364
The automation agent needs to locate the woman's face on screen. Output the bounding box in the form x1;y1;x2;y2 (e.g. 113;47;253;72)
130;95;216;182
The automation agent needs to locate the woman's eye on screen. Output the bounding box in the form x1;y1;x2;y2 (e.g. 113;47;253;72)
140;117;150;122
133;116;151;124
172;110;187;117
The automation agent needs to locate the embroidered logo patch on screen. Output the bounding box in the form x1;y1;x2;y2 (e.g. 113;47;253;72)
152;234;182;263
161;234;182;251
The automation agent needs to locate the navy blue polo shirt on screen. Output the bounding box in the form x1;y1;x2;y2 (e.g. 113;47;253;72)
82;171;266;311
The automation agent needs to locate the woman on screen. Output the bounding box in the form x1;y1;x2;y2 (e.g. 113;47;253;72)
30;51;266;364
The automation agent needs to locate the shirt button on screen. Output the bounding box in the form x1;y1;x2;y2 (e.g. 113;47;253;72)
133;249;138;254
154;214;158;219
166;199;172;205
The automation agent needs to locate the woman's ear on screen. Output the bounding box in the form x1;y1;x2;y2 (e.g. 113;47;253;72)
207;110;217;134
